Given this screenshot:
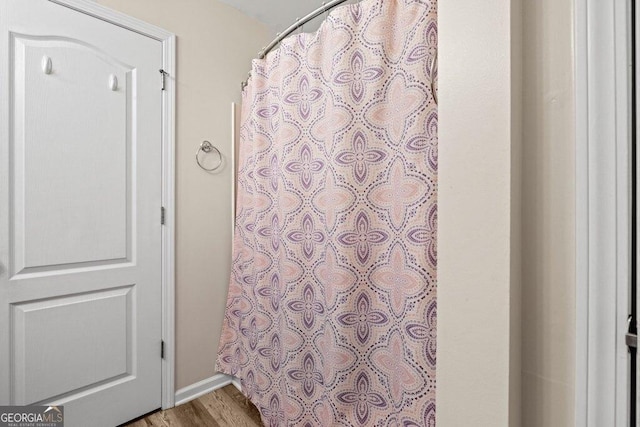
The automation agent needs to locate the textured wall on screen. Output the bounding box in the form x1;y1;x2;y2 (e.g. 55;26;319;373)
95;0;271;390
511;0;523;423
521;0;576;425
437;0;519;424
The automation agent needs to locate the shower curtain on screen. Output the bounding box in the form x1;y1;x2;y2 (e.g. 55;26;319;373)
216;0;437;425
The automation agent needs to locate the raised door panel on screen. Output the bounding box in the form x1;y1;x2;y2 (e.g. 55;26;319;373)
10;35;133;275
11;286;134;405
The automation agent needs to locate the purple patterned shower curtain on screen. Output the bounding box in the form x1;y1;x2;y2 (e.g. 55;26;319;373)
216;0;437;425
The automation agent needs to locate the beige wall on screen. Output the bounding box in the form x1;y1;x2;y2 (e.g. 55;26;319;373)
95;0;271;389
437;0;520;424
511;0;523;424
521;0;576;425
438;0;577;424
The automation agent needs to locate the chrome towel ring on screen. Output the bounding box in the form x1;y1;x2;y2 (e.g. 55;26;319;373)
196;140;222;172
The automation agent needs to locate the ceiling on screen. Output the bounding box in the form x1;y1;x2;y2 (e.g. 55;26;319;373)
216;0;351;35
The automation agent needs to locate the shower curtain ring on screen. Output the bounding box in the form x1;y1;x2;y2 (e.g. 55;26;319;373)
196;140;223;172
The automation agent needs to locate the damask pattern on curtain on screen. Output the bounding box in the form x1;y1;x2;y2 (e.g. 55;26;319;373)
216;0;437;425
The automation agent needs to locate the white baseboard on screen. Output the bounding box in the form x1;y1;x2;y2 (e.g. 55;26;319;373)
231;377;241;392
174;373;233;406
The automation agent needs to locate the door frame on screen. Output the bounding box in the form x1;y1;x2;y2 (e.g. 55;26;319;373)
575;0;633;424
47;0;177;409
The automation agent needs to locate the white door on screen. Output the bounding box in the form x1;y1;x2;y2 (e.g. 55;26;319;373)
0;1;164;425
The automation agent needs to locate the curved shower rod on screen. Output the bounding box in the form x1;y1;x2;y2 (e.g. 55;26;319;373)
240;0;350;90
259;0;350;60
241;0;438;105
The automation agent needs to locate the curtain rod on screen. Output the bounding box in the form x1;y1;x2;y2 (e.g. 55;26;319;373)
258;0;351;60
240;0;352;90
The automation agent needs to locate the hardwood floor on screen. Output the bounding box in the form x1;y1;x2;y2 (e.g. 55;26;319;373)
124;385;264;427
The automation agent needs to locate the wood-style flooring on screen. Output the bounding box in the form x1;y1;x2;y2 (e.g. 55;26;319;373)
124;385;264;427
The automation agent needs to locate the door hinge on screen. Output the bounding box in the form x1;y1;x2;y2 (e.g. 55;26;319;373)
161;206;166;225
159;69;167;91
627;315;637;350
161;340;165;359
626;333;637;349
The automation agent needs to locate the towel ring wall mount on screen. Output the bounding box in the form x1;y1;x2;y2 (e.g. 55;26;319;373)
196;140;222;172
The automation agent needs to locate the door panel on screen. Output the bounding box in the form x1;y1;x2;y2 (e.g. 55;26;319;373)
12;286;133;405
11;35;132;273
0;1;164;425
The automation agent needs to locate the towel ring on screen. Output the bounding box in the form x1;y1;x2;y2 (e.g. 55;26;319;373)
196;141;222;172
